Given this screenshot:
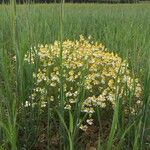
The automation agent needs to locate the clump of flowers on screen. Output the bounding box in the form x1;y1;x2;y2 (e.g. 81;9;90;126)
24;35;142;127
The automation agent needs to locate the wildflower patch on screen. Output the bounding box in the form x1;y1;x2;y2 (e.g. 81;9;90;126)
24;36;142;126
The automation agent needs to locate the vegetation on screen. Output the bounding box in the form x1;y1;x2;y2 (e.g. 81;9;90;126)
0;3;150;150
1;0;147;4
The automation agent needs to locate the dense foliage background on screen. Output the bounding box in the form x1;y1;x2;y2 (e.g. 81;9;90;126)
1;0;150;4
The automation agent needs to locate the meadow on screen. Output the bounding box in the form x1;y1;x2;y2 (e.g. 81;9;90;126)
0;3;150;150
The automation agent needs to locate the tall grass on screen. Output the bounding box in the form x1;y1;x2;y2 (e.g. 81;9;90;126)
0;3;150;149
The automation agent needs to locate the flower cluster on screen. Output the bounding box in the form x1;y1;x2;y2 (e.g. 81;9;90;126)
24;35;142;125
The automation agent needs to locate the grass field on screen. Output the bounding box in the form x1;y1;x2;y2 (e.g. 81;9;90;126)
0;3;150;149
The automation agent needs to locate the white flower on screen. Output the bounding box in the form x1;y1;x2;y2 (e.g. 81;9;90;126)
50;96;54;102
41;101;47;108
86;119;93;125
80;124;88;132
24;101;31;107
64;104;71;110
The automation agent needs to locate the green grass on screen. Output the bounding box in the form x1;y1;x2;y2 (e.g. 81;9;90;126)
0;3;150;149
